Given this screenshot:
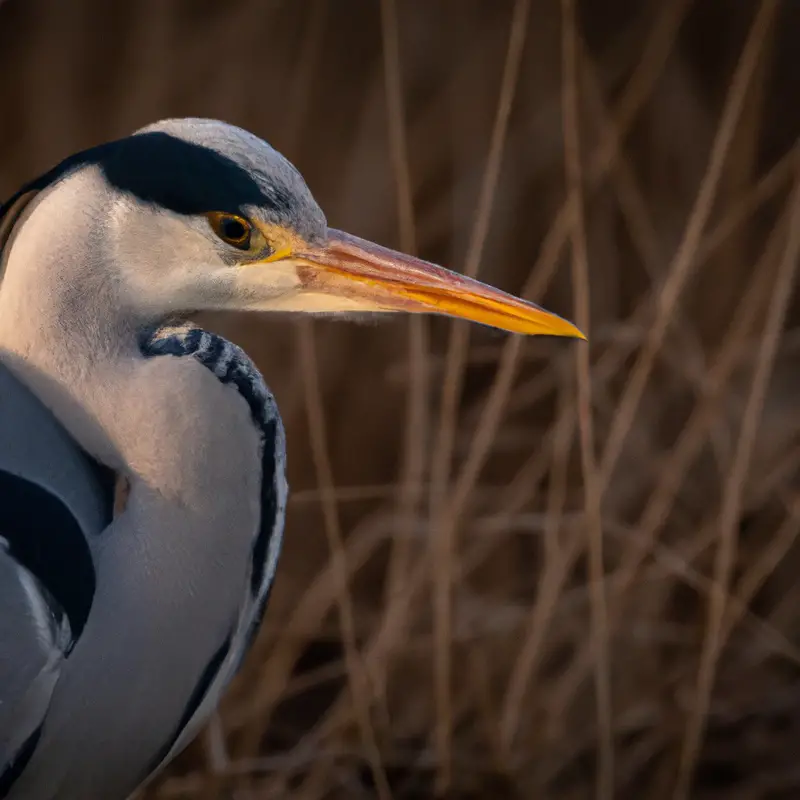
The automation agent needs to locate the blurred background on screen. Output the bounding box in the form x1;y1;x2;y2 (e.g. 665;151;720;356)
1;0;799;797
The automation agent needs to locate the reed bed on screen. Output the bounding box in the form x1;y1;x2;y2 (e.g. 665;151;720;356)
1;0;799;796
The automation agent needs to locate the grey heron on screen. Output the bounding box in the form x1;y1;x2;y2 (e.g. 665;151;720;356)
0;118;584;800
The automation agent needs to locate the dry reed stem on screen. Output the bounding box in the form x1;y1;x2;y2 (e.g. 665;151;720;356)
476;3;697;757
610;521;800;669
530;13;786;720
622;226;784;572
673;178;800;797
499;384;577;753
386;13;694;781
696;142;800;263
378;0;430;688
548;9;790;724
722;490;800;643
580;45;705;382
561;2;613;797
502;141;796;423
552;409;800;737
597;0;780;492
439;0;692;562
546;205;791;728
282;0;330;146
277;145;794;797
286;446;567;790
297;320;392;800
428;1;531;790
413;0;690;617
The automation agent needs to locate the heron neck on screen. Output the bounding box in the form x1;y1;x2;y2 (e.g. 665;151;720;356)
0;314;146;472
0;172;159;465
0;253;151;471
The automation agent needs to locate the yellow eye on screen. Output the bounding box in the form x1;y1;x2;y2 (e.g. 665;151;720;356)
207;212;252;250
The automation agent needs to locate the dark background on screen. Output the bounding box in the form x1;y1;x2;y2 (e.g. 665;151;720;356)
1;1;799;797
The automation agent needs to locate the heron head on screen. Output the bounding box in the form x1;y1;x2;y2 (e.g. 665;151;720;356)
0;118;585;340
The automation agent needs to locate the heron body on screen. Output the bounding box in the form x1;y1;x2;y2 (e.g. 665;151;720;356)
0;118;584;799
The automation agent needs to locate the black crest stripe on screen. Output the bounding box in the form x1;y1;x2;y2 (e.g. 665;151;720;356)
1;132;308;232
250;417;278;598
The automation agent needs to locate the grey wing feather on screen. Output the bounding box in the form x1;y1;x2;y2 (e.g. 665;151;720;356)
0;549;68;767
0;361;114;535
0;361;114;789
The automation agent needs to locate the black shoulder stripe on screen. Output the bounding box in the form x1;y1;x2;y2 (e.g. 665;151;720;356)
240;582;275;663
0;724;43;798
251;417;278;597
0;470;96;648
238;417;282;661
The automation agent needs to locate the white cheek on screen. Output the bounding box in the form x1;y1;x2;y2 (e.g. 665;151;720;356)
263;262;303;290
237;262;302;302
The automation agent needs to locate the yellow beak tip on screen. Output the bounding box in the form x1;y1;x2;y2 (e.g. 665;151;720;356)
545;319;587;341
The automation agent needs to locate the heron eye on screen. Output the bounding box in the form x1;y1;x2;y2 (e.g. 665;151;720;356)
207;212;252;250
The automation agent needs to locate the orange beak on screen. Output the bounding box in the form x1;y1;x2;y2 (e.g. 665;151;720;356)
284;228;586;339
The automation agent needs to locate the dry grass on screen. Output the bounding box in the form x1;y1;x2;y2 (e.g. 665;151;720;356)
2;0;800;797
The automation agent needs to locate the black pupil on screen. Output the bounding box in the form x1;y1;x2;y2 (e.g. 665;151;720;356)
222;218;247;242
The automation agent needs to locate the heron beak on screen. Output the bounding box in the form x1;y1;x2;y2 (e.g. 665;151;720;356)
280;228;586;339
